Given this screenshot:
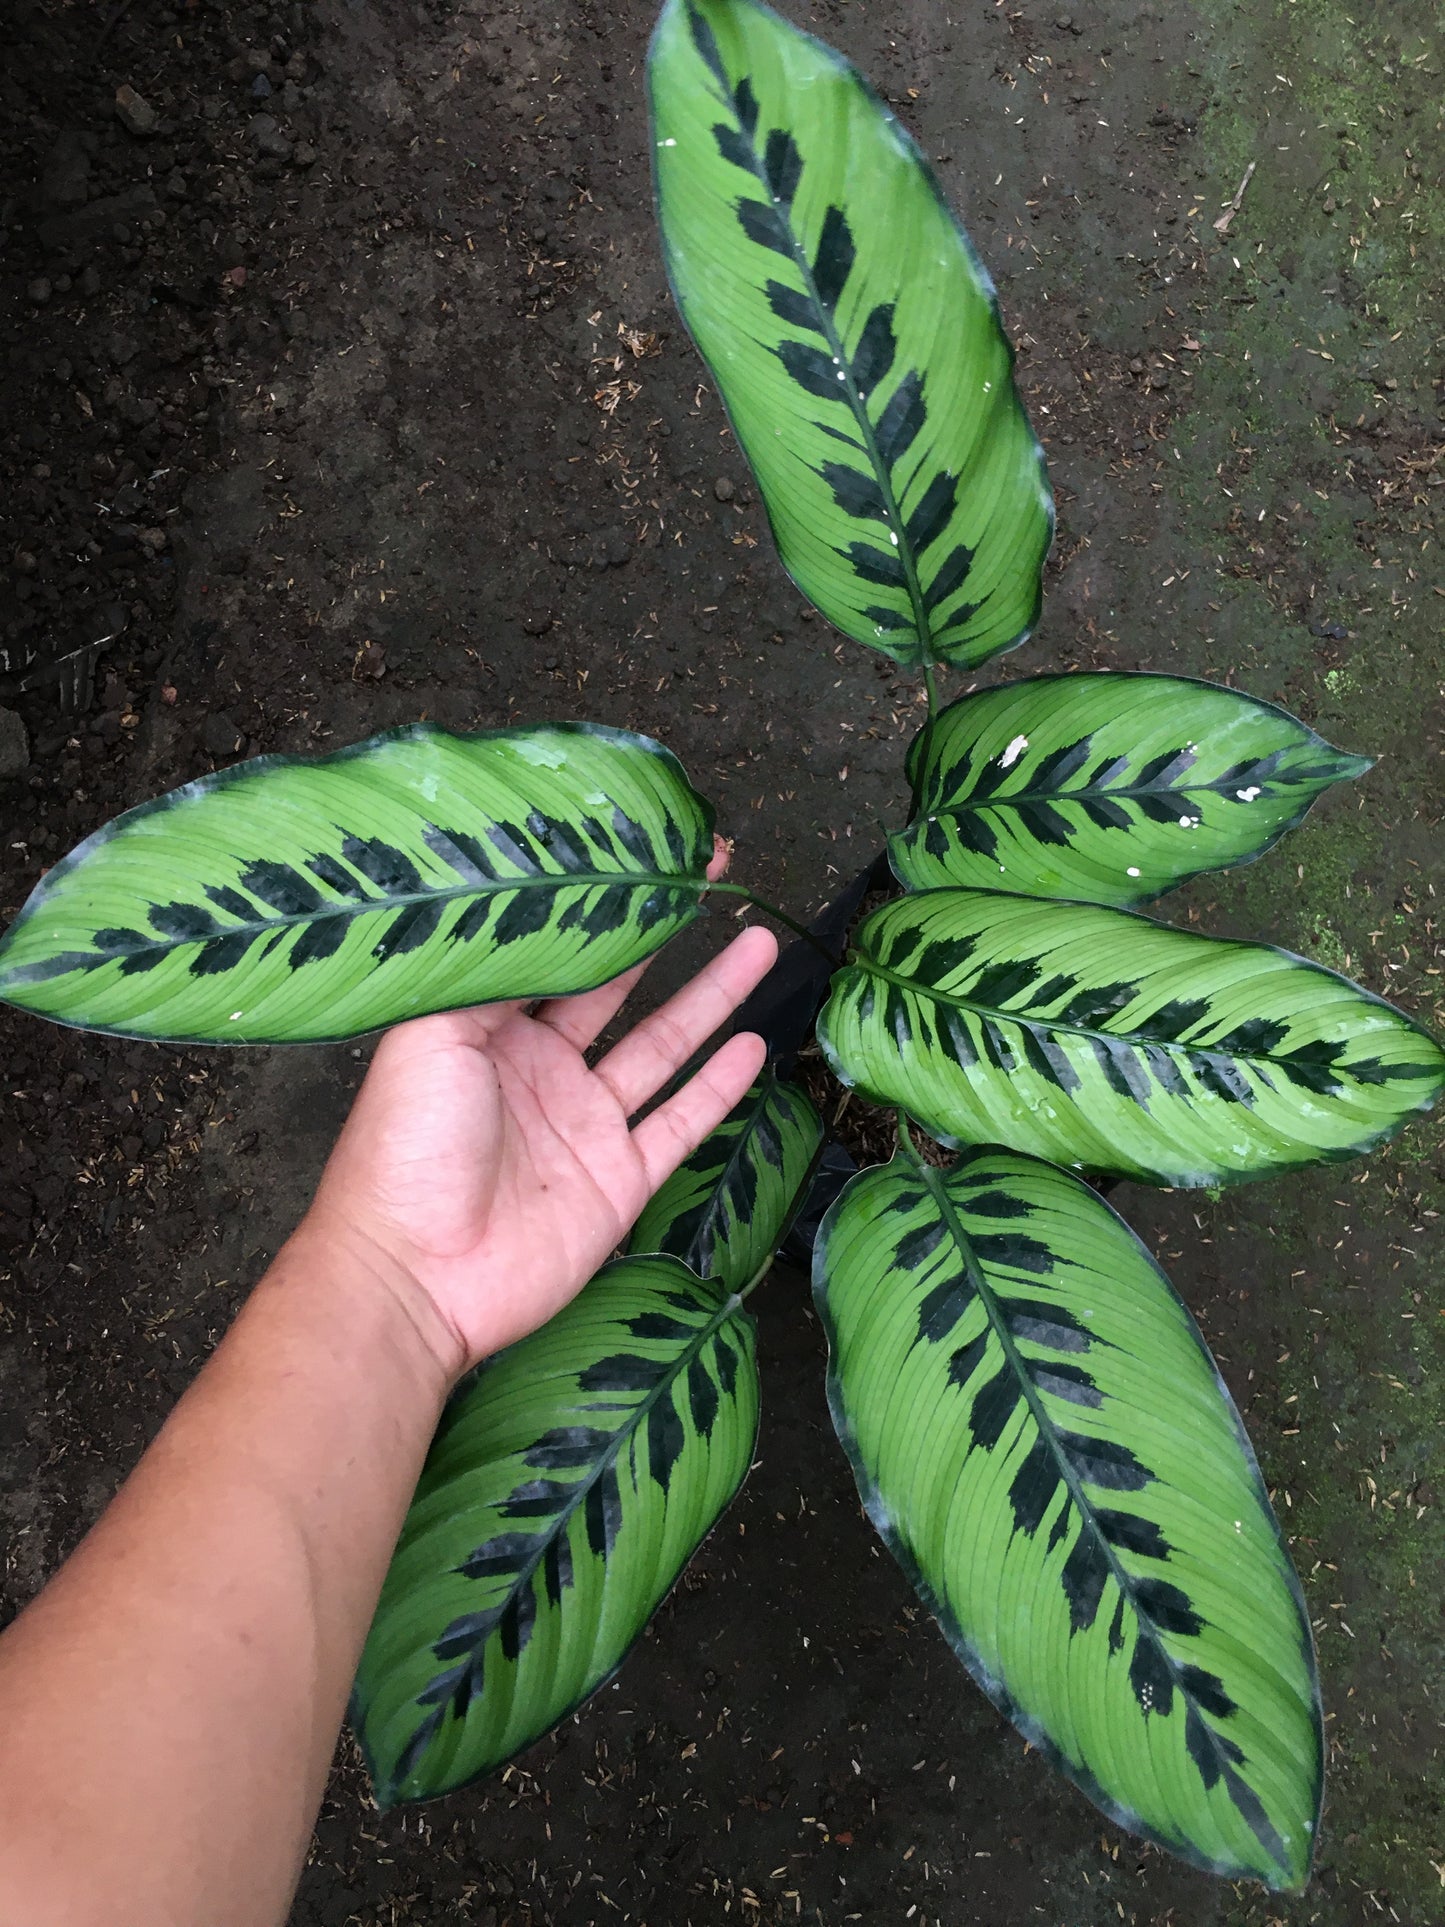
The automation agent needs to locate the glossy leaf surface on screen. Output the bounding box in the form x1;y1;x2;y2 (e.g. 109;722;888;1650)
818;887;1445;1186
353;1255;759;1807
815;1146;1322;1888
893;673;1371;905
649;0;1052;668
629;1068;824;1288
0;723;714;1043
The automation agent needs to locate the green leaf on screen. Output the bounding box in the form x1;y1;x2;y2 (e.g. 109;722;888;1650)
892;672;1372;906
352;1254;759;1807
817;887;1445;1186
628;1067;824;1288
0;723;714;1044
814;1146;1322;1888
648;0;1052;669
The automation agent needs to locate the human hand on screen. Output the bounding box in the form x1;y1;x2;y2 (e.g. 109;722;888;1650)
296;849;777;1380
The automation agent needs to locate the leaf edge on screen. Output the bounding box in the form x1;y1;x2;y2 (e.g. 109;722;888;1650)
816;884;1445;1187
0;719;717;1048
810;1139;1325;1891
893;669;1374;907
646;0;1055;672
351;1253;761;1810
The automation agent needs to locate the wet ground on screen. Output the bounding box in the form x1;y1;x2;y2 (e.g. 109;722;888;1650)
1;0;1441;1921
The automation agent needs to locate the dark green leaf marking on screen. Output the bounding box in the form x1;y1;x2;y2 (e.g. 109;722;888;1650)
0;722;716;1043
893;673;1373;905
352;1255;759;1808
818;887;1445;1186
650;0;1052;667
629;1068;823;1291
814;1146;1322;1888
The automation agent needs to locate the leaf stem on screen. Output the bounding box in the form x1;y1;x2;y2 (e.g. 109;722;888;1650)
736;1255;777;1304
707;883;841;967
908;664;941;818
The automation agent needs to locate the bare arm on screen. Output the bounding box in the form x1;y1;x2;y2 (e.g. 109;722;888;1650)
0;918;776;1927
0;1234;455;1927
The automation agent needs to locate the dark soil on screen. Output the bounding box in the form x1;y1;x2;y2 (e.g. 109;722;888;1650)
2;1;1441;1924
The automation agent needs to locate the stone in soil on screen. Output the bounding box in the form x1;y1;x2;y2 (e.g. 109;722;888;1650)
0;707;30;779
247;114;293;161
201;712;247;758
114;84;159;136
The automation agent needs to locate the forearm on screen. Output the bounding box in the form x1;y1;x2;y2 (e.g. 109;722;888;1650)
0;926;774;1925
0;1229;456;1927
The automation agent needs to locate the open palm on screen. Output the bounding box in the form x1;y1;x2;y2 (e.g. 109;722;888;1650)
307;915;777;1374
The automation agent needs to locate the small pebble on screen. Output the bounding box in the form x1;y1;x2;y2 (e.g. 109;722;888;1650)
350;641;387;682
114;83;159;136
713;476;735;502
247;113;293;160
0;708;32;780
201;712;247;758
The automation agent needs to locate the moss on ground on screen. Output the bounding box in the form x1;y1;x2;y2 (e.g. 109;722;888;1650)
1119;1;1444;1917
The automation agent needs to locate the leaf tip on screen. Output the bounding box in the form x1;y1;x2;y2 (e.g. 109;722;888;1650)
1263;1841;1316;1896
1332;749;1376;783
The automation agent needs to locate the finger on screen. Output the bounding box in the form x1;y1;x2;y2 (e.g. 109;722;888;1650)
593;923;778;1117
630;1030;769;1193
535;835;739;1051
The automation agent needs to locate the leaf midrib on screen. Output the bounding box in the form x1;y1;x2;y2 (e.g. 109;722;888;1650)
711;78;937;662
440;1287;747;1682
677;1076;785;1274
912;773;1300;818
912;1158;1239;1783
857;956;1310;1075
82;870;705;965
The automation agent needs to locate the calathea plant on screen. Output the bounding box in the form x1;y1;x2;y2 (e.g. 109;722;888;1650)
1;0;1440;1891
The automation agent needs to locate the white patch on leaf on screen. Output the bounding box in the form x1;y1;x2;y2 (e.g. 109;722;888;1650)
999;734;1029;769
510;738;567;769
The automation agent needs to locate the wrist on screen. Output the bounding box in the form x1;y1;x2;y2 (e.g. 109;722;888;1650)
275;1209;469;1394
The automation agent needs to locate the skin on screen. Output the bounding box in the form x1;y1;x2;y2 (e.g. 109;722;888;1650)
0;857;777;1927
